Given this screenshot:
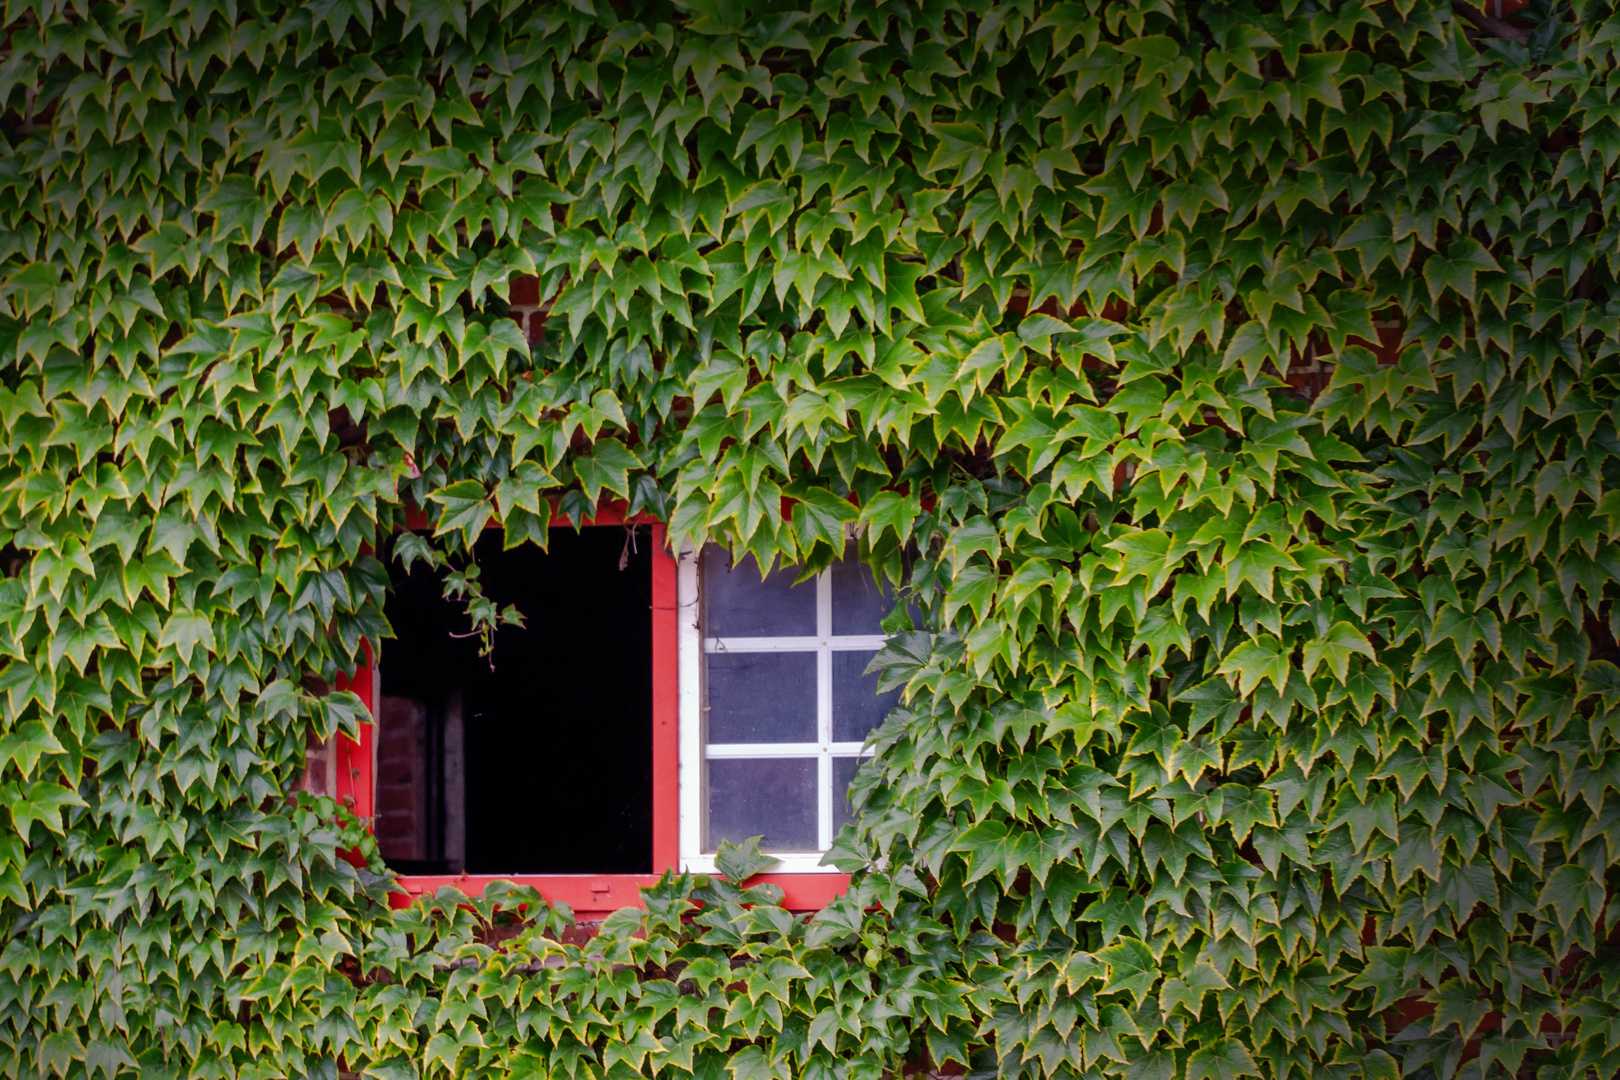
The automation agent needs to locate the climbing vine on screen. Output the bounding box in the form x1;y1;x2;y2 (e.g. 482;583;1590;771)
0;1;1618;1079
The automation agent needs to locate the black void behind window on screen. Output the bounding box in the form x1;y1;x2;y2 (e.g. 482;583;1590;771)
376;527;653;875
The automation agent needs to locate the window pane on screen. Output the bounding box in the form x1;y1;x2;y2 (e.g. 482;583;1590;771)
832;650;900;742
708;758;819;852
703;547;816;637
833;756;863;835
707;652;816;743
831;552;891;635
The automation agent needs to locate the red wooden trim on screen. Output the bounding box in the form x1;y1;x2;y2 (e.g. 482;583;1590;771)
649;522;680;874
753;873;852;910
334;640;374;820
391;874;665;917
389;871;851;916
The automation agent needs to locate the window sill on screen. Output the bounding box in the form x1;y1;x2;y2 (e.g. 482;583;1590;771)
390;870;852;916
679;854;845;875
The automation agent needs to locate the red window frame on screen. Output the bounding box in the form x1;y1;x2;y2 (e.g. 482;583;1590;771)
338;504;851;916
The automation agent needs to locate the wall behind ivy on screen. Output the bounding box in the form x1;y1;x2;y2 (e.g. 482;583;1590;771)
2;1;1618;1078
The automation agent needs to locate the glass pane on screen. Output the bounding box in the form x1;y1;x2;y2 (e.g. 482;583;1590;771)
703;547;816;637
833;756;863;835
831;549;892;635
832;650;900;742
708;757;819;852
706;652;816;743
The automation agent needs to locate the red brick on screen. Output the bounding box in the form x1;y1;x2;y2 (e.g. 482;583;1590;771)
377;787;418;815
376;812;417;835
510;274;540;306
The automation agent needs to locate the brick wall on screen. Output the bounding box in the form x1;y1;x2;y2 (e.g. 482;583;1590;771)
508;273;546;347
297;734;335;797
374;695;428;863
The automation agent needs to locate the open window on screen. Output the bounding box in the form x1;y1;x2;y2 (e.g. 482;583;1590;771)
375;525;656;876
356;510;902;912
361;510;679;912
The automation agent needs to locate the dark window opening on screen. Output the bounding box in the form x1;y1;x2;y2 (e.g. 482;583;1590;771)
376;526;653;875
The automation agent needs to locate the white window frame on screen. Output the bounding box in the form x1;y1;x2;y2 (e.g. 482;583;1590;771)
677;543;885;875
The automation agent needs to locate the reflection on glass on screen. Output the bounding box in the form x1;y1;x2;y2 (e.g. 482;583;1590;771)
708;758;818;851
831;553;891;635
832;650;900;742
833;756;865;834
706;652;817;743
703;548;816;637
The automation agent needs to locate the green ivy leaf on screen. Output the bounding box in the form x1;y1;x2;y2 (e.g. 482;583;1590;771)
1185;1038;1260;1080
1301;621;1376;683
573;439;644;503
715;836;777;884
429;479;494;548
1096;937;1159;1007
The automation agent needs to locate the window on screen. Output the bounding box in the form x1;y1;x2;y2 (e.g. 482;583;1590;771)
352;509;899;911
374;525;658;876
678;545;898;873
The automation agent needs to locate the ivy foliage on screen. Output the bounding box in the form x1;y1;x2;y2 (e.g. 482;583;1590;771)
2;0;1620;1078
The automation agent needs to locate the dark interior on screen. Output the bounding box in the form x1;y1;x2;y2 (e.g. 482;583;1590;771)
379;525;653;875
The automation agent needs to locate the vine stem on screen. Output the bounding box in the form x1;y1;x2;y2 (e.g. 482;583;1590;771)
1449;0;1530;43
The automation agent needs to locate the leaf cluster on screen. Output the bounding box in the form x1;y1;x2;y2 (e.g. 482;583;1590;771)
0;0;1618;1079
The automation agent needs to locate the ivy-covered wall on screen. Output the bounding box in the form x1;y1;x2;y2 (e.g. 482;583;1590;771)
3;0;1619;1078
